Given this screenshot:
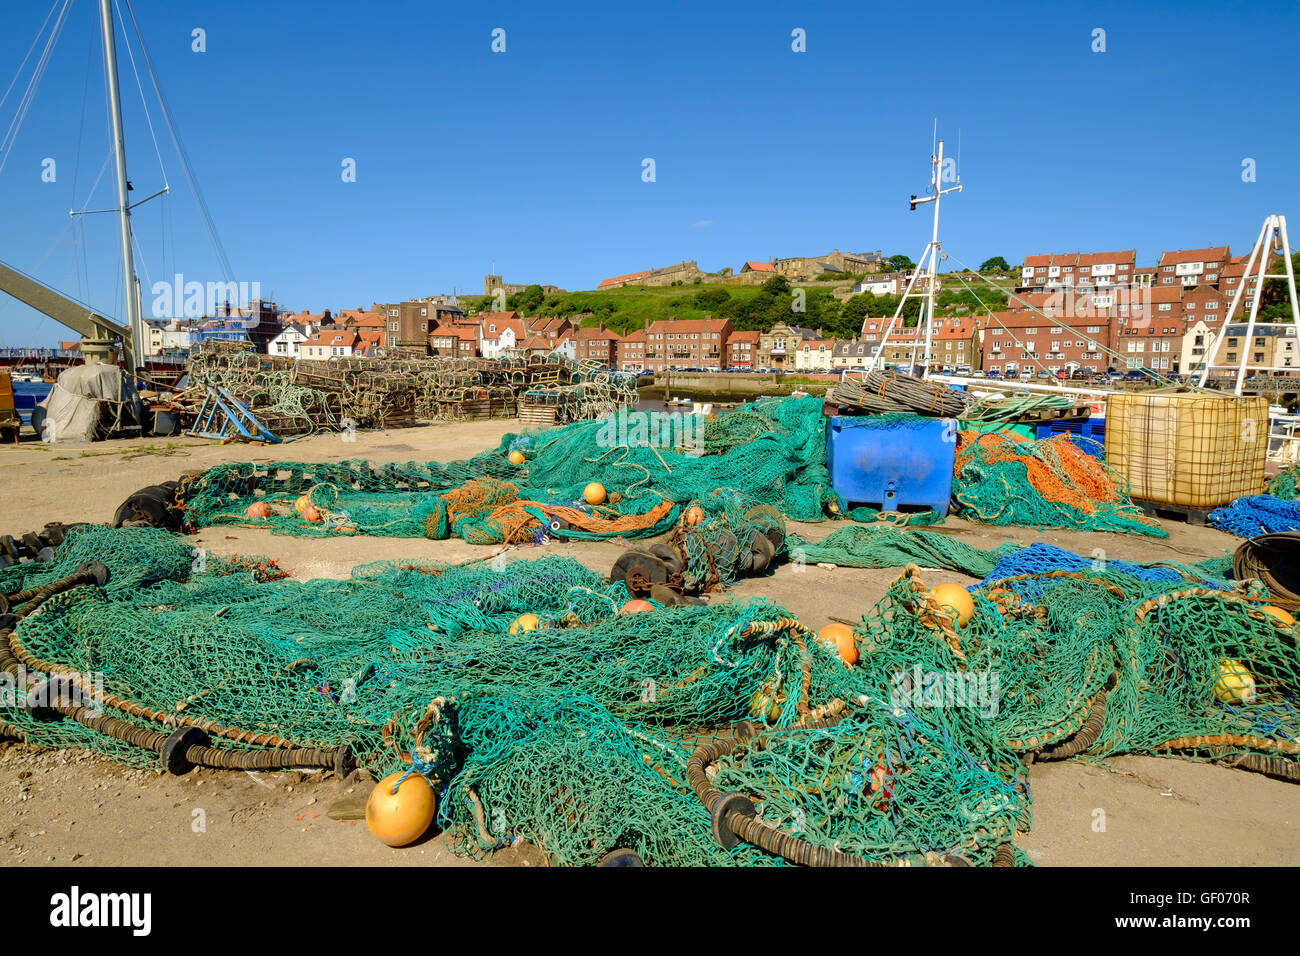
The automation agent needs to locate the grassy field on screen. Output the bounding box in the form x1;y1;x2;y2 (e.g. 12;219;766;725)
461;271;1013;339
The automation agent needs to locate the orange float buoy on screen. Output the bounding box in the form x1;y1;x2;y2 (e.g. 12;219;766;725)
1261;605;1295;628
584;483;607;506
818;622;858;665
509;613;540;634
508;450;525;465
302;505;322;523
365;772;437;847
929;583;974;626
684;505;704;526
246;501;272;519
620;599;654;614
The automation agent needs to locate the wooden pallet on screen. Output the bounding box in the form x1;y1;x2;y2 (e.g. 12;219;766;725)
518;404;560;427
1131;497;1217;527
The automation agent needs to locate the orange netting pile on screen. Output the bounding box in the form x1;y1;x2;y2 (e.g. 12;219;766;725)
952;431;1165;536
424;477;678;545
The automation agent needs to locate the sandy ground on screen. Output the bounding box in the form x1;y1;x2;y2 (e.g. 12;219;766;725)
0;422;1296;867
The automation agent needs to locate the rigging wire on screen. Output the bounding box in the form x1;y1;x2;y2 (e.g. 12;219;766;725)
121;0;236;285
0;0;62;116
0;0;75;178
941;248;1183;388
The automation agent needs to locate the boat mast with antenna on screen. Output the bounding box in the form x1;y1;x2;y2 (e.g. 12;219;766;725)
99;0;143;374
865;130;962;380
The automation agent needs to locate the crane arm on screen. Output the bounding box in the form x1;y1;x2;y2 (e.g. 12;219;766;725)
0;258;132;343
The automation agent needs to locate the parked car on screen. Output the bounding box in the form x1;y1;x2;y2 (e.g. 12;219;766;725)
985;370;1002;379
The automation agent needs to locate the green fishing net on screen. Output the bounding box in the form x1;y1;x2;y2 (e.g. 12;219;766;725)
5;525;1295;866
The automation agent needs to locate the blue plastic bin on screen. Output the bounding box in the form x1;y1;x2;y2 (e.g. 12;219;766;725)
826;416;956;515
1034;418;1105;457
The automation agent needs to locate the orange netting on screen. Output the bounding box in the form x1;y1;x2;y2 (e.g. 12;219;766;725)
428;477;677;545
954;431;1122;514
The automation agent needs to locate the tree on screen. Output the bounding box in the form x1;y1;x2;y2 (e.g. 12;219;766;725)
979;256;1011;273
887;254;916;272
508;284;545;315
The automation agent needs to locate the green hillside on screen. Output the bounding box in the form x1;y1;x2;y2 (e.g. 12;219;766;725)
461;275;1010;340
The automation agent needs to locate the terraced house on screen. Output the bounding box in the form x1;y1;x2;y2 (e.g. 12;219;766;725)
642;318;731;372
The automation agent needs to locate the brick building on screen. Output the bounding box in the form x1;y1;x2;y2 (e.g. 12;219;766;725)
642;318;731;371
429;324;479;357
617;329;647;370
726;330;760;369
573;325;619;367
1018;250;1137;294
1155;246;1230;291
981;308;1107;376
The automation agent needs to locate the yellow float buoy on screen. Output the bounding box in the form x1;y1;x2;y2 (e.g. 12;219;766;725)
1214;659;1256;704
294;494;311;514
749;688;783;722
584;482;607;506
818;622;858;665
929;583;974;626
365;772;437;847
508;450;525;465
1261;605;1295;628
509;613;540;634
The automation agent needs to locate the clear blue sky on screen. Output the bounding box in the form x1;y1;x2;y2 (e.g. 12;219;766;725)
0;0;1296;346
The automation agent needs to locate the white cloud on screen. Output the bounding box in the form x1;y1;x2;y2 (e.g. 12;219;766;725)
691;219;713;229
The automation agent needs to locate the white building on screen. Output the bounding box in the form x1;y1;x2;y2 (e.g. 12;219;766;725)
480;314;526;359
269;323;310;358
794;339;837;371
300;329;357;360
553;335;576;361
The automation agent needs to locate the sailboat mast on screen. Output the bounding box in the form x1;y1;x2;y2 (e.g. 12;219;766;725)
99;0;141;374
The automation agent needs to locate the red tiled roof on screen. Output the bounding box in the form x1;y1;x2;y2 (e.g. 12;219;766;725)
519;335;552;349
337;310;384;327
1147;286;1183;303
728;330;761;344
598;271;651;290
529;315;571;334
432;324;478;341
620;329;647;343
1077;249;1137;266
645;318;730;335
302;330;358;348
480;312;526;339
1158;246;1230;266
742;261;776;272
